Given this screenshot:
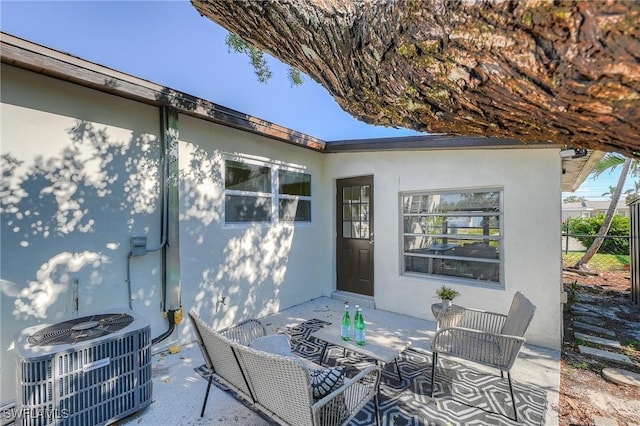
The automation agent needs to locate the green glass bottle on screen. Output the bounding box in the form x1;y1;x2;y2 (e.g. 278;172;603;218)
354;306;366;346
341;304;351;341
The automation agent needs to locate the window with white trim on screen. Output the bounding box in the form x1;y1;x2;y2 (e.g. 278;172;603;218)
224;159;311;224
277;168;311;221
401;189;502;285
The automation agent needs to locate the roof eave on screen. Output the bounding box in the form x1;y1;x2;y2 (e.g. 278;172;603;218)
0;32;326;152
324;135;559;152
561;150;605;192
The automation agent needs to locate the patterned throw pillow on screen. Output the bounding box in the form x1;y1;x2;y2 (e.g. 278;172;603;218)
309;366;346;400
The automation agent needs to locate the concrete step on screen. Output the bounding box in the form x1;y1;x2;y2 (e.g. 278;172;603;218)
571;306;600;317
573;302;597;311
574;332;621;349
593;416;618;426
602;368;640;388
331;291;375;309
575;293;599;303
578;345;634;366
574;315;605;326
573;321;616;338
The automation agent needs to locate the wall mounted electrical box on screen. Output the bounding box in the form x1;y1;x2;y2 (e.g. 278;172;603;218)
130;236;147;256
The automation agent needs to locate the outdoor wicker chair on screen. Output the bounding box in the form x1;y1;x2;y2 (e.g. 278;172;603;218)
190;312;267;416
430;291;536;421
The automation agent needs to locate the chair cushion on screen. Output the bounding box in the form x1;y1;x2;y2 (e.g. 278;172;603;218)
501;291;536;337
248;334;292;357
309;366;346;400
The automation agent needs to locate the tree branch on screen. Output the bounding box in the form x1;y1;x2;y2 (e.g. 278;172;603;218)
192;0;640;157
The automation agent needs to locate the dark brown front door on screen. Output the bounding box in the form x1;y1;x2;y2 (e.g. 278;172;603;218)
336;176;374;296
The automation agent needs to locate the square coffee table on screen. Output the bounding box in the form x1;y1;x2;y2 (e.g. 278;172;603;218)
311;326;410;380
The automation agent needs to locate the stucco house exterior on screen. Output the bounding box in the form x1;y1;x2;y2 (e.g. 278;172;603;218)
1;33;596;408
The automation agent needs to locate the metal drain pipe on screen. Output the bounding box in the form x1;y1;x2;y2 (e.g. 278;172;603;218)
127;107;182;344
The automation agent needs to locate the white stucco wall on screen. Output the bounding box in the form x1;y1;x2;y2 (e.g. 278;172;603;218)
0;65;165;404
0;61;563;408
0;65;334;406
176;115;331;336
324;149;563;350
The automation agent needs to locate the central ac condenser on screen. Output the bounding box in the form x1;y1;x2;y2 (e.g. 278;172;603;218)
14;311;152;426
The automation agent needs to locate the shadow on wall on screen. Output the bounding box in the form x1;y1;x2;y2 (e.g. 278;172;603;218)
1;120;162;324
177;142;296;336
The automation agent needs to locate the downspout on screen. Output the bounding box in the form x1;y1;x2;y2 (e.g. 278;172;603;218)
146;108;170;254
152;107;182;345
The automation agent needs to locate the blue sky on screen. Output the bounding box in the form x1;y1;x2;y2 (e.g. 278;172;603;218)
568;164;637;201
0;0;421;141
1;0;635;200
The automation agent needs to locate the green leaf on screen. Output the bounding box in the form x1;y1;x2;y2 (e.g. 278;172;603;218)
591;153;626;178
288;67;303;86
224;32;304;86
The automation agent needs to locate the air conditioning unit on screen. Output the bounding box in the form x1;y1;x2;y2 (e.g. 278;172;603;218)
14;311;152;426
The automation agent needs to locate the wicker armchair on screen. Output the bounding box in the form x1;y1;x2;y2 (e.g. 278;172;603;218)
430;291;536;421
189;310;381;426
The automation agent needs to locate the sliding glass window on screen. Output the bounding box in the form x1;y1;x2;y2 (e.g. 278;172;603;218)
224;159;311;224
278;169;311;222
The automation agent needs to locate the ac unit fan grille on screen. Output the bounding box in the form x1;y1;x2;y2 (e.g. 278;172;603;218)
28;314;134;346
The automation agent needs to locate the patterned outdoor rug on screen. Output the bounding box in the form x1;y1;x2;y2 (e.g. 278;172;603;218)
196;319;547;426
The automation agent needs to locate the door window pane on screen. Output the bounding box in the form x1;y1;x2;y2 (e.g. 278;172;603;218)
343;205;352;221
350;186;361;203
361;185;370;203
352;222;361;239
341;184;371;240
343;222;352;238
343;187;351;202
361;223;370;239
360;204;369;221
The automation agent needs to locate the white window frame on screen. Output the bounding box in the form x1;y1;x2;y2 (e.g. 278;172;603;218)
276;165;312;223
400;188;504;287
223;156;312;225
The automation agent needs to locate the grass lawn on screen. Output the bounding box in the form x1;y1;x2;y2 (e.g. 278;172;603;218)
562;252;630;271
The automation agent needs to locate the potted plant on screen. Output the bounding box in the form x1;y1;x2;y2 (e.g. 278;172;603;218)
435;285;460;309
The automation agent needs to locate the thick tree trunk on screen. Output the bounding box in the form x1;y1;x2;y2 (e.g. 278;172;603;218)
574;157;631;270
192;0;640;157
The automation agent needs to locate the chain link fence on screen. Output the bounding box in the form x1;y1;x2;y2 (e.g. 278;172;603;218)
562;232;631;272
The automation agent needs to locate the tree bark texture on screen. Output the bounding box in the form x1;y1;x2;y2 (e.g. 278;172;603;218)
192;0;640;157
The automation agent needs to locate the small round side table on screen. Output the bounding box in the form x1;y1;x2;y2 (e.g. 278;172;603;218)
431;302;459;318
431;303;464;328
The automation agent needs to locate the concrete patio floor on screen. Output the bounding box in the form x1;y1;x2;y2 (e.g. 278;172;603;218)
117;297;560;425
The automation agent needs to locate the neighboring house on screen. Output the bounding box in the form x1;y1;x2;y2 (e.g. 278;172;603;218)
562;200;631;222
0;33;595;406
